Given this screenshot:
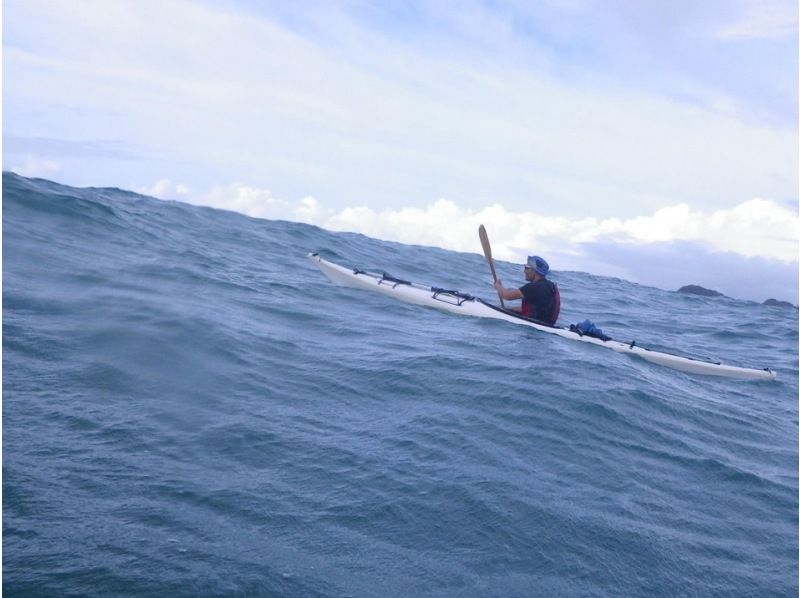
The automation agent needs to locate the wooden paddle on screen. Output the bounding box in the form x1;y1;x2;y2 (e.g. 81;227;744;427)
478;224;505;308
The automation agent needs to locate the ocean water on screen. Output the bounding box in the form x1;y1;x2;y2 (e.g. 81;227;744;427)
3;171;797;597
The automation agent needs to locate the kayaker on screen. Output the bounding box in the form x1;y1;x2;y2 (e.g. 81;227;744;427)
494;255;560;324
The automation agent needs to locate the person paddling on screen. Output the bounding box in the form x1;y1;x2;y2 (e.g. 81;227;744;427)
493;255;560;325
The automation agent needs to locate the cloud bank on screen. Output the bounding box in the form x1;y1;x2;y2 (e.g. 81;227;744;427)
180;182;797;260
159;181;797;303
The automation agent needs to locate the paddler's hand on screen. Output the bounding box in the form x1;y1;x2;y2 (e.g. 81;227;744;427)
493;279;503;291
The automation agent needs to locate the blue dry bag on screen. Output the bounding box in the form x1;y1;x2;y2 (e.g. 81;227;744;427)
569;319;611;341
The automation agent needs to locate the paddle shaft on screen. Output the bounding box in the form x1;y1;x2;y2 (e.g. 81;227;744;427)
478;225;505;308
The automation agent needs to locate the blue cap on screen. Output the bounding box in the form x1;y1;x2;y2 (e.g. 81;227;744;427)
526;255;549;276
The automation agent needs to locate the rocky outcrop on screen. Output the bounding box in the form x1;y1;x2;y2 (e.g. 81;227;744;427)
677;285;723;297
676;286;796;308
762;298;797;309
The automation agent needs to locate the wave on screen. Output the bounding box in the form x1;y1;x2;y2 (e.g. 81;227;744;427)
4;172;797;597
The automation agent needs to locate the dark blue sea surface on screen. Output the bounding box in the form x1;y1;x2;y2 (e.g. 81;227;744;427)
4;172;798;596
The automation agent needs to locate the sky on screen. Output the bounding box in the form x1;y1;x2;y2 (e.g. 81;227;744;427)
3;0;799;302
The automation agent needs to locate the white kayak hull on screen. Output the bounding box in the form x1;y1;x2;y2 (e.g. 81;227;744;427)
308;253;777;380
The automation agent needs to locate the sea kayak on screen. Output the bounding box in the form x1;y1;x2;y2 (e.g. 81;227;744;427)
308;253;777;380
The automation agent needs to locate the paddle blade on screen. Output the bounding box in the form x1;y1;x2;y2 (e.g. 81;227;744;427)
478;224;505;308
478;224;493;261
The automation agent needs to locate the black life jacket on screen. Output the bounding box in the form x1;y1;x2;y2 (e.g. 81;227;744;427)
521;280;560;325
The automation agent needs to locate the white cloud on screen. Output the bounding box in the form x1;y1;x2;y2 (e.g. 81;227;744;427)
182;183;798;265
165;183;796;301
4;155;62;177
326;197;798;264
183;182;334;225
134;180;191;198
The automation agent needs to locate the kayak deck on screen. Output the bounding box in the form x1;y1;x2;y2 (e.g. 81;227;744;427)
308;253;777;381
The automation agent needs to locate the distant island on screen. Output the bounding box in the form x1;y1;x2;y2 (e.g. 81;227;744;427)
762;298;797;309
677;285;797;309
677;285;723;297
